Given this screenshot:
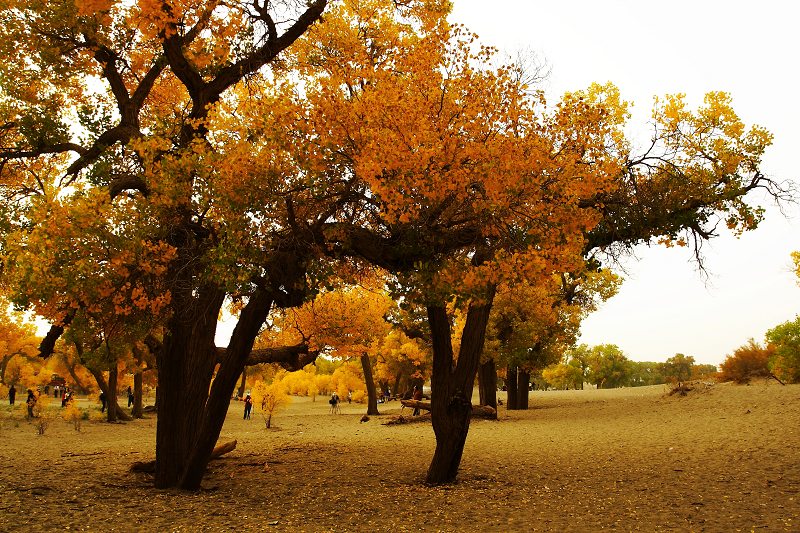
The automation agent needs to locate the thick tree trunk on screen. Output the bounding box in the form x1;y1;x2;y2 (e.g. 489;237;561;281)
507;366;518;410
361;353;380;416
177;288;273;490
426;288;495;485
517;369;530;410
154;286;225;489
237;369;247;399
477;358;497;409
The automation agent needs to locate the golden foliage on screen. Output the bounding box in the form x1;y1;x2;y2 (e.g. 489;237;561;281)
61;398;84;431
251;379;290;429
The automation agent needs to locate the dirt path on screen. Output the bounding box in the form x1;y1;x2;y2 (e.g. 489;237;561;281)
1;380;797;531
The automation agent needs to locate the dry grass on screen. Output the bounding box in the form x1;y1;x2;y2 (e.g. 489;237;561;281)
1;380;798;531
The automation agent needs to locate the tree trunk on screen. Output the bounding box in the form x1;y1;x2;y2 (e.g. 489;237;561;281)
425;287;495;485
392;370;403;400
176;287;274;490
132;370;143;419
507;366;518;410
85;365;132;422
237;369;246;398
107;366;119;422
477;358;497;409
154;285;226;489
73;341;131;421
409;376;424;394
517;369;530;410
63;358;90;393
360;353;380;416
0;354;12;385
130;346;145;419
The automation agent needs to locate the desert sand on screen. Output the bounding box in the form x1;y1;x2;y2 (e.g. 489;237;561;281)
0;379;798;532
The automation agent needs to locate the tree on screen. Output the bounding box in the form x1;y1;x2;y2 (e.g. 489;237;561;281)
588;344;631;389
289;0;779;484
628;361;666;386
298;2;623;481
0;303;41;387
486;267;620;408
374;329;430;400
542;361;583;390
251;379;290;429
0;0;329;489
264;282;394;415
660;353;695;383
765;317;800;383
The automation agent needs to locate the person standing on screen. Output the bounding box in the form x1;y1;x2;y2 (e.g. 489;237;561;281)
127;386;134;408
329;391;340;414
8;384;15;405
26;389;35;419
243;393;253;420
99;391;107;413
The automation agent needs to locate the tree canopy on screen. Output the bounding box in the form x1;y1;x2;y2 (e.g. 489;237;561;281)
0;0;783;488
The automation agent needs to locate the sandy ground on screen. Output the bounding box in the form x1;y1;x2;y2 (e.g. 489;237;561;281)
0;379;798;532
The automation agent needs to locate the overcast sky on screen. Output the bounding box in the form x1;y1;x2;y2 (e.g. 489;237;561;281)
449;0;800;365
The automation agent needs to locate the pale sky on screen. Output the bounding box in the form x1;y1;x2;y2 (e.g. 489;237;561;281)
450;0;800;365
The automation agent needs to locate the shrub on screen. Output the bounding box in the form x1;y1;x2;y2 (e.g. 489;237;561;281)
62;400;84;431
718;339;772;383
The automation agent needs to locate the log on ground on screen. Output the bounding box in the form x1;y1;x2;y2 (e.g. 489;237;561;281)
400;400;496;419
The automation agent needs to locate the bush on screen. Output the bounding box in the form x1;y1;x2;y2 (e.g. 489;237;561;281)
61;400;83;431
718;339;772;383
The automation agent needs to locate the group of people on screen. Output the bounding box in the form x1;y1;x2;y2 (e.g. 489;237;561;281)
10;387;39;419
7;382;139;418
329;391;340;413
8;385;64;418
